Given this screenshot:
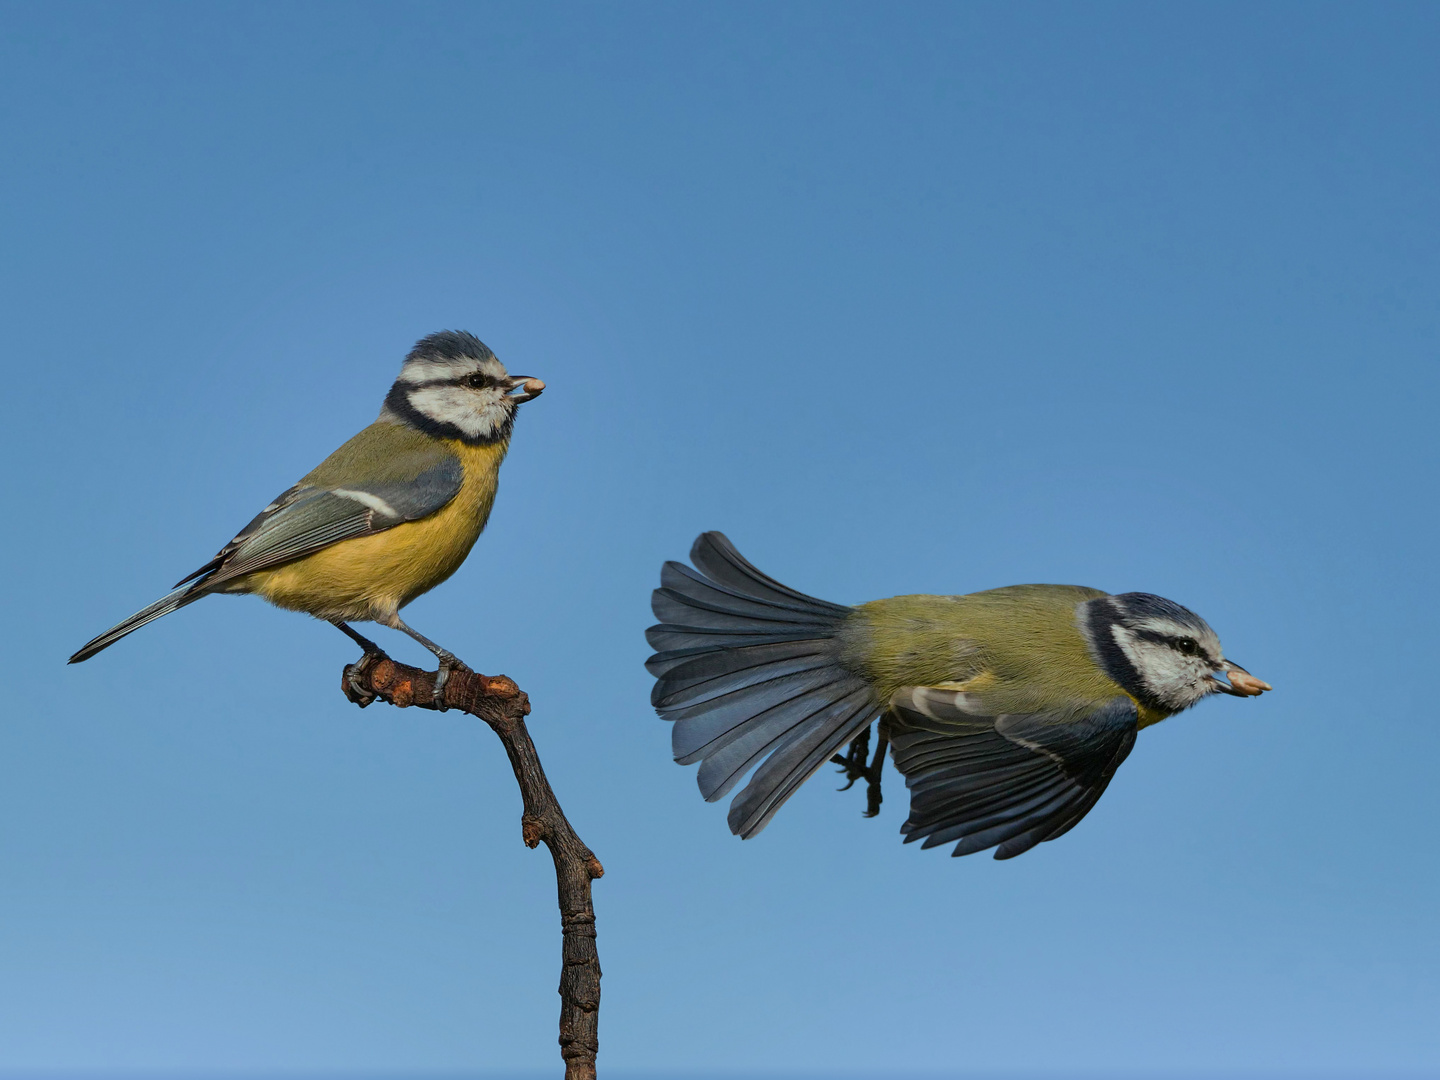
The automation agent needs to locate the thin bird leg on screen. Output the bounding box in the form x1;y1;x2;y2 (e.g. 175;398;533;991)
863;719;889;819
331;619;385;656
379;613;468;711
331;620;389;707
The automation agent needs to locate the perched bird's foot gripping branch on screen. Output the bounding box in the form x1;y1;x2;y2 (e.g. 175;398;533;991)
831;722;889;819
340;648;389;708
331;621;391;707
341;651;604;1080
430;655;468;712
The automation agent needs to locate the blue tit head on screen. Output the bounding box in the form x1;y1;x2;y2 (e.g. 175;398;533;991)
379;330;545;444
1078;592;1267;715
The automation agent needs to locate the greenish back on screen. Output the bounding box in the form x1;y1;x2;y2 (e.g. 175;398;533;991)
301;421;460;489
839;584;1122;714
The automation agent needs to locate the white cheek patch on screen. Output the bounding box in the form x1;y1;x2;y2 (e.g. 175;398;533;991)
1138;648;1191;687
1112;624;1213;710
407;385;510;440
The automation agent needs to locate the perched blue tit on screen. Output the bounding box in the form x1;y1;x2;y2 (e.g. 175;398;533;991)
647;533;1271;860
70;331;544;696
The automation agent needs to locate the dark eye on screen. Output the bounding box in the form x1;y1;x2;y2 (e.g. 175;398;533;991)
1173;637;1199;655
466;372;491;389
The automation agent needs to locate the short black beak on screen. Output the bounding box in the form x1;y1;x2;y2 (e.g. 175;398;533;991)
506;375;545;403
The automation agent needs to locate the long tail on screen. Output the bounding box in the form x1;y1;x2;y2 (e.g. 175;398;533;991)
68;584;208;664
646;532;881;838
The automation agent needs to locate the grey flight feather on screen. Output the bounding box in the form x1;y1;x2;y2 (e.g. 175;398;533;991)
68;452;464;664
647;532;881;839
67;585;208;664
889;689;1138;860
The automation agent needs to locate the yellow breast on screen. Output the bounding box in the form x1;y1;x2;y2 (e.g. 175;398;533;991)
244;439;508;621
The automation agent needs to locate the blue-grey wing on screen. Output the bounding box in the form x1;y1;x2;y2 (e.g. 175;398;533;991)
888;688;1138;860
178;454;464;590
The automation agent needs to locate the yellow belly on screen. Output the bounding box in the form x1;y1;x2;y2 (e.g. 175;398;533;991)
238;439;506;622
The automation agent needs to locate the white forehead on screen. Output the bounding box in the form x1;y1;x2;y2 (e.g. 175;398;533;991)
398;353;508;385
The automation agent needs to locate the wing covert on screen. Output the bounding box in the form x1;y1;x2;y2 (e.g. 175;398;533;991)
178;453;464;590
889;687;1138;860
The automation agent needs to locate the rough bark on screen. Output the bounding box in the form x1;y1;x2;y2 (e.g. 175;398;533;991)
342;652;603;1080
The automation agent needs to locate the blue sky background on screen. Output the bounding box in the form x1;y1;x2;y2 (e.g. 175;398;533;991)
1;1;1437;1075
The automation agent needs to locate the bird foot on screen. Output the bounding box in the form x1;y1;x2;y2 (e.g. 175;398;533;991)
831;726;887;818
832;730;871;789
343;648;390;707
431;655;471;712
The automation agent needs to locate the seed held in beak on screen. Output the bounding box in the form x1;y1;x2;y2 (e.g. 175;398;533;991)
1226;670;1271;696
1214;660;1272;697
507;376;545;403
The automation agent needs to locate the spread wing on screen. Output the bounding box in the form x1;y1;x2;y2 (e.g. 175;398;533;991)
176;451;464;591
889;687;1138;860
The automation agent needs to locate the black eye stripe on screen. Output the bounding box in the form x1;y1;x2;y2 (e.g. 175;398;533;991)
404;373;501;390
1132;629;1174;646
1132;629;1204;655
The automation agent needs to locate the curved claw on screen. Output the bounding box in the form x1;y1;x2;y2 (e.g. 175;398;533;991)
831;726;887;816
343;649;390;707
431;655;473;712
432;663;453;711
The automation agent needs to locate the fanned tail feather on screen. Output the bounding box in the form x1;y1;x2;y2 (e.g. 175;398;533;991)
646;532;880;838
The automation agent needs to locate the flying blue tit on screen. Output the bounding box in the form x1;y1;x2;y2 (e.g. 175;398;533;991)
70;331;544;697
647;533;1271;860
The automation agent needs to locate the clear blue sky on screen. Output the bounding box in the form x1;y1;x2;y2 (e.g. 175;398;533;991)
2;1;1437;1074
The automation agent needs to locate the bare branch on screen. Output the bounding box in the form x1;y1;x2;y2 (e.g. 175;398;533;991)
342;651;603;1080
